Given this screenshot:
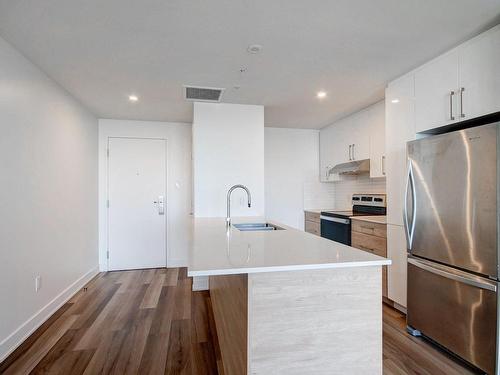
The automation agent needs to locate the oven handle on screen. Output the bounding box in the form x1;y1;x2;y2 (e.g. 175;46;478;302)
320;216;350;225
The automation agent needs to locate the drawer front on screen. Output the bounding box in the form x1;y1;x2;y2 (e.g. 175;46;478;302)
351;231;387;258
305;220;320;236
304;211;320;223
352;220;386;238
352;231;388;297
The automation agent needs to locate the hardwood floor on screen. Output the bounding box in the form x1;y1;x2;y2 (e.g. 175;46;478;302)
0;267;482;374
0;268;220;375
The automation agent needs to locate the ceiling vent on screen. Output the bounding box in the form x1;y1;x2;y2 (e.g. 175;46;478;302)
184;86;225;102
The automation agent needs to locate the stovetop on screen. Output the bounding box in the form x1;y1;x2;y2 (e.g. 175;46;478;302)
320;194;387;219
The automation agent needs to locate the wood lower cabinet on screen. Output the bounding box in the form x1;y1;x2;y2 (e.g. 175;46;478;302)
351;219;388;298
304;211;320;236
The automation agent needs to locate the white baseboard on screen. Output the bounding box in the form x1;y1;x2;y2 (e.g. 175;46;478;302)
0;266;99;362
192;276;209;291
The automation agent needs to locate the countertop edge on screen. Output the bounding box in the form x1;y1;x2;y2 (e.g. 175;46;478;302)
188;259;392;277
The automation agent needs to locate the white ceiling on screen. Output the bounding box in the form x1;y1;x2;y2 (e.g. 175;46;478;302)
1;1;499;129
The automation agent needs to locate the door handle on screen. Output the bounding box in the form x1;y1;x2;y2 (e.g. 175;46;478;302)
155;195;165;215
320;216;350;224
352;144;355;160
382;155;386;175
460;87;465;118
403;160;416;251
348;144;352;161
408;257;496;292
449;90;455;121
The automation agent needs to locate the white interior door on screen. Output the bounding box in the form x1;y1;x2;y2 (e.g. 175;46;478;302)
108;137;166;270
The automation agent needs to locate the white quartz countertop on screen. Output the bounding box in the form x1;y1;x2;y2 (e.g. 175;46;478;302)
188;217;391;277
350;216;387;224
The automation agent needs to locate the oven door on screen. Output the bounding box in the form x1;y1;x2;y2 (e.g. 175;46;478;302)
320;216;351;245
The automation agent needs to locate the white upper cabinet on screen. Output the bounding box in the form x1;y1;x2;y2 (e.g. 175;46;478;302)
414;49;460;133
368;101;386;178
319;105;378;182
385;74;415;226
460;26;500;120
319;124;342;182
415;24;500;133
347;111;370;161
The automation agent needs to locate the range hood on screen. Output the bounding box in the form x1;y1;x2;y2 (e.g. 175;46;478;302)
329;159;370;176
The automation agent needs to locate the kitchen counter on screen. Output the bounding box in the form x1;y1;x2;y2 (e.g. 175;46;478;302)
350;215;387;224
188;216;390;375
188;217;390;277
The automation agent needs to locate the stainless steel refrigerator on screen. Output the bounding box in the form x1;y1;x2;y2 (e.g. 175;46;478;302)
405;122;499;375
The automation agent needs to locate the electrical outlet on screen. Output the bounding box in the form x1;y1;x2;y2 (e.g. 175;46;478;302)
35;276;42;292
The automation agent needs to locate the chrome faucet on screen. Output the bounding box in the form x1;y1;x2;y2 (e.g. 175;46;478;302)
226;184;252;227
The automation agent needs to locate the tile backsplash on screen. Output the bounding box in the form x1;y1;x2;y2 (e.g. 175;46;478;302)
303;181;336;210
332;176;386;209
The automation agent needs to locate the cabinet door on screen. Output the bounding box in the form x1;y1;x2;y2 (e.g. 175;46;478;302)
368;101;386;178
319;125;336;182
415;49;460;133
347;111;370;161
387;224;407;308
385;75;416;226
460;26;500;120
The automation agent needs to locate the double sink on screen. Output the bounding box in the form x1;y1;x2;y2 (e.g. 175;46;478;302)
233;223;284;232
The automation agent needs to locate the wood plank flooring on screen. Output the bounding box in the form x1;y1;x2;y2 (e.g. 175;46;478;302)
0;267;482;374
0;268;220;375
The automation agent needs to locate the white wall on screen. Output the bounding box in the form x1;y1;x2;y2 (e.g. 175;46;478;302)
264;128;320;229
193;102;264;217
98;119;192;269
0;36;98;361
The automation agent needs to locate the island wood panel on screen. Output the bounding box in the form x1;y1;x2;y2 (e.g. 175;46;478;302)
248;267;383;374
209;274;248;375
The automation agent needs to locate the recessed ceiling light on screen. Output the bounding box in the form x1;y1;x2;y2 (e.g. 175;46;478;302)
317;91;327;99
128;94;139;102
391;99;400;104
247;44;263;54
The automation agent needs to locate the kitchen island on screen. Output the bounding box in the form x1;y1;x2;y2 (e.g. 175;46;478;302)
188;217;391;375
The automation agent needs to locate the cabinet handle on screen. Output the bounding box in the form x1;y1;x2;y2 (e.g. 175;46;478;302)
348;145;352;160
352;144;355;160
460;87;465;118
382;155;386;175
449;90;455;121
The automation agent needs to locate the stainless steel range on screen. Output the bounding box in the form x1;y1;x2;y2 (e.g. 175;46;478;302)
320;194;386;245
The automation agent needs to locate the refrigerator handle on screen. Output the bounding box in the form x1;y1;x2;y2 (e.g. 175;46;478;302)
408;257;497;292
404;160;416;250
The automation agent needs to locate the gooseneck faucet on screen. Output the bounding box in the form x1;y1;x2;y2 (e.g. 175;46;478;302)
226;184;252;227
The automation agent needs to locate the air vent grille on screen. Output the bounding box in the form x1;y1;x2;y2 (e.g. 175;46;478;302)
184;86;224;102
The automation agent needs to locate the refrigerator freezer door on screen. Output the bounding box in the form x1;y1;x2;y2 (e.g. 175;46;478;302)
406;123;498;277
407;257;497;374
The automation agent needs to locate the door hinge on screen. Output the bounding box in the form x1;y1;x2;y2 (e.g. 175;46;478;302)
106;199;109;208
107;149;109;157
106;250;109;259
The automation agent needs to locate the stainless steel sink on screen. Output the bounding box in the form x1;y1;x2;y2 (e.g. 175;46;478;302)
232;223;284;231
